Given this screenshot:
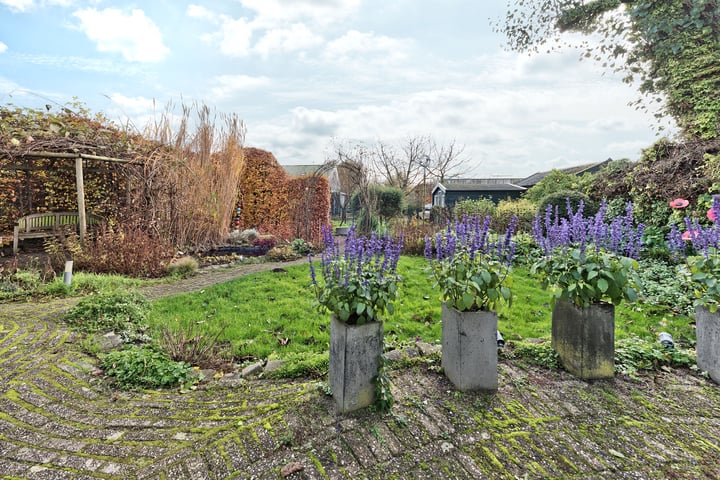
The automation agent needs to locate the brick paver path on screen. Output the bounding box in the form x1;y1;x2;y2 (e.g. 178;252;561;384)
1;260;719;479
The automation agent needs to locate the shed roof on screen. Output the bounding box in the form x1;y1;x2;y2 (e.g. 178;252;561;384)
516;159;611;187
433;183;526;194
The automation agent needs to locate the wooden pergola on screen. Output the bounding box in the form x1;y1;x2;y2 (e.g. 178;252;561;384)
1;151;135;244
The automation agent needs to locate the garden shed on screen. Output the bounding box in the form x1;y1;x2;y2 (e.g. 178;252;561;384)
431;182;526;209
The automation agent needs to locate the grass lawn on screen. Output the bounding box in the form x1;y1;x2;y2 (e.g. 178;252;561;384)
147;256;696;363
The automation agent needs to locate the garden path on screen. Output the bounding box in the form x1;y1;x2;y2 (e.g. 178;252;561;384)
0;258;719;479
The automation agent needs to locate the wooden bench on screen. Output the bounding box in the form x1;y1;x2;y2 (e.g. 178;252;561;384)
13;212;102;254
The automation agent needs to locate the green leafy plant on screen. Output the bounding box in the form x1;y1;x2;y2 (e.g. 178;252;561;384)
509;341;560;370
453;197;496;219
64;291;150;337
683;253;720;312
373;353;394;414
100;345;194;390
426;215;517;312
532;248;639;307
614;336;695;379
290;238;312;254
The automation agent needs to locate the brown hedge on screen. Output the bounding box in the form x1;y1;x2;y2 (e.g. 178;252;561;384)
236;147;330;244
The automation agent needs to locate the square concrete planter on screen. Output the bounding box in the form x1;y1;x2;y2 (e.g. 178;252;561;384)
552;300;615;380
441;303;498;392
695;306;720;384
329;315;384;413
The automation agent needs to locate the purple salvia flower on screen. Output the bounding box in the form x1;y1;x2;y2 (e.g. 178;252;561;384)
308;254;317;285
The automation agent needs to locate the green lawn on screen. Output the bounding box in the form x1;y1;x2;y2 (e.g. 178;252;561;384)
148;256;696;363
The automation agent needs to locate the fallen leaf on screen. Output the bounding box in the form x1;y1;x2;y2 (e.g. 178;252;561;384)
280;462;304;477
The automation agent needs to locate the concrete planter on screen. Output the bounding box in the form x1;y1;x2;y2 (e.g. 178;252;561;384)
441;303;498;392
329;315;384;413
552;300;615;380
695;306;720;384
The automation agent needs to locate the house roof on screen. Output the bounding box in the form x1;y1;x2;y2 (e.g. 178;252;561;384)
516;159;611;187
433;183;526;194
444;177;523;186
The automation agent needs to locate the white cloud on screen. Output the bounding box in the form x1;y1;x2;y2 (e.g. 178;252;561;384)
14;53;143;75
107;93;156;116
0;0;33;12
255;23;323;57
211;17;254;57
189;0;363;58
324;30;410;64
186;4;216;21
246;54;671;176
0;41;7;53
240;0;361;25
1;0;74;12
209;74;271;99
73;8;169;62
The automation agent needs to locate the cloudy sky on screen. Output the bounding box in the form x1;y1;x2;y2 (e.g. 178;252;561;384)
0;0;675;177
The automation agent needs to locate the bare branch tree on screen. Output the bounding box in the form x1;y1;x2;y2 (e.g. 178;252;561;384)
427;139;469;183
370;136;432;194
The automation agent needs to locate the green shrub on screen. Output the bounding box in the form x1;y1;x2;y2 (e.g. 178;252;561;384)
525;169;594;205
453;197;496;218
166;256;199;278
537;190;598;220
290;238;312;255
512;232;543;266
375;186;404;219
64;291;150;336
494;198;536;233
101;345;194;390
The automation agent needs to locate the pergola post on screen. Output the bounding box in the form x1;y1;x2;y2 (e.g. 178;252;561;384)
75;155;87;244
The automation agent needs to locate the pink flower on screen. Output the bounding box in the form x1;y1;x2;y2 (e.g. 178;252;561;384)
670;198;690;209
682;230;700;241
708;208;717;221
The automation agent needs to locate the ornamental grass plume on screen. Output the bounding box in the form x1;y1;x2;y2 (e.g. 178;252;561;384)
531;199;644;307
425;214;518;312
309;225;403;325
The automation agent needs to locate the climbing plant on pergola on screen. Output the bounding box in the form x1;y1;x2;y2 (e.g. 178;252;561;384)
1;102;248;250
0;104;142;242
